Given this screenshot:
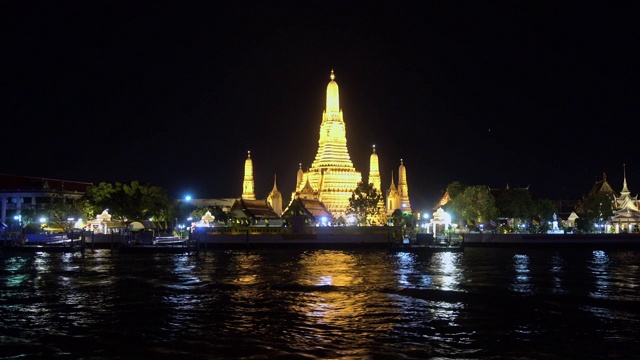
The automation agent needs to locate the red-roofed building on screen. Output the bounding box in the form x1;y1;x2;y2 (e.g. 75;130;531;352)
0;174;92;226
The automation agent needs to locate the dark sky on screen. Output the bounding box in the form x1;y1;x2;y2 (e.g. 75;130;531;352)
3;0;640;211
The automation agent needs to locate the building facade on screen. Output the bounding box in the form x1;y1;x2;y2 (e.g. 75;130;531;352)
0;174;92;231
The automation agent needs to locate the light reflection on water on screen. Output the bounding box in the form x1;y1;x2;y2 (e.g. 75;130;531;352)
511;253;533;294
589;249;610;299
550;253;566;294
1;247;640;359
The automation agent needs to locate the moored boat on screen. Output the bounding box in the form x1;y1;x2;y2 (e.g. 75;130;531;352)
392;234;465;252
1;241;84;254
117;244;196;254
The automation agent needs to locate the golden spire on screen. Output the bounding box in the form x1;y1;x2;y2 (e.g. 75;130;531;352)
313;70;353;168
398;158;411;212
267;174;283;216
300;70;362;218
325;69;340;117
369;145;381;192
242;150;256;200
621;163;630;195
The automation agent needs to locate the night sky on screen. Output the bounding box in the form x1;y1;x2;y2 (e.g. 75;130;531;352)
3;1;639;211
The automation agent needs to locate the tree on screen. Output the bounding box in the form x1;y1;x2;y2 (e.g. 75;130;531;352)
345;182;383;225
48;191;91;227
443;181;467;216
579;192;614;227
494;187;534;221
532;198;558;231
84;181;174;221
450;185;498;227
84;182;116;217
390;209;404;227
447;181;467;200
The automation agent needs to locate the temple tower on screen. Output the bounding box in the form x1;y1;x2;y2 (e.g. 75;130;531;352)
386;171;399;215
267;174;283;216
614;164;639;212
368;145;386;224
241;151;256;200
368;145;381;192
398;159;412;212
294;70;362;219
386;159;412;214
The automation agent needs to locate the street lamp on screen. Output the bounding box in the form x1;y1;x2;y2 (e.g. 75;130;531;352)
14;214;22;239
178;224;185;239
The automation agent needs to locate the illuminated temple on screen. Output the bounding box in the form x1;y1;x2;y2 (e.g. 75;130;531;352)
238;70;413;223
292;70;363;219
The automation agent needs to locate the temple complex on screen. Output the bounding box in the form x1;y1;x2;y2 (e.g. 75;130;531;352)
237;70;413;223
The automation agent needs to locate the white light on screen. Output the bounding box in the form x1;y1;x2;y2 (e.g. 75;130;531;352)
442;211;451;224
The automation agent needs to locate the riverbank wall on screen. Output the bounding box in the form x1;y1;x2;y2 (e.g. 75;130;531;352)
461;232;640;248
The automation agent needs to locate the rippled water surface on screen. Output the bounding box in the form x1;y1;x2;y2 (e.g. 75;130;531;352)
1;247;639;359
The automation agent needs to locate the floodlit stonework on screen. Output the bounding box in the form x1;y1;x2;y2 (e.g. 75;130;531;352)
242;151;256;200
293;70;363;219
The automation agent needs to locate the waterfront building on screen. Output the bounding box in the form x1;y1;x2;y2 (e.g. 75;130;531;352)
611;165;640;232
574;172;617;231
281;197;332;227
179;198;235;214
229;198;282;226
0;174;92;230
577;172;616;208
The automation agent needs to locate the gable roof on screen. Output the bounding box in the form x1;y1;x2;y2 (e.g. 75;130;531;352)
298;198;332;219
586;172;616;198
283;198;332;222
230;198;281;220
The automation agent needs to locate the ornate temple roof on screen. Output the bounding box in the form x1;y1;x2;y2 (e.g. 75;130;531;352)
614;164;639;212
586;172;616;198
230;198;280;220
287;198;332;220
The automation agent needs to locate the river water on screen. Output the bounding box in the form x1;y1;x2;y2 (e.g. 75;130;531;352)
1;246;639;359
